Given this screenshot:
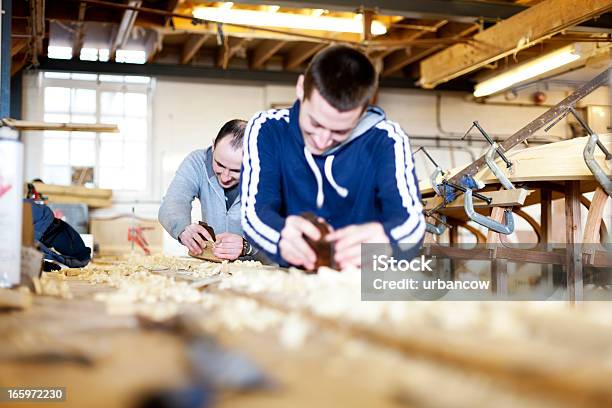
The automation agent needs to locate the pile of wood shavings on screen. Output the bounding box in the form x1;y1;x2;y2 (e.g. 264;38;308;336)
35;273;73;299
54;255;292;336
218;266;612;344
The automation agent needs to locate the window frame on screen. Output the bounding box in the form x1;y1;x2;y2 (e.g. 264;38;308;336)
40;72;155;202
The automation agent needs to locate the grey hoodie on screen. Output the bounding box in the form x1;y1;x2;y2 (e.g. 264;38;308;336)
158;147;242;241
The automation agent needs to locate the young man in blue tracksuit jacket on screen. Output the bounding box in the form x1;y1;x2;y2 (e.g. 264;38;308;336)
241;45;425;270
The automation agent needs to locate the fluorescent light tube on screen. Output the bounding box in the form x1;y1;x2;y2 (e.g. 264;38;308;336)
474;45;581;97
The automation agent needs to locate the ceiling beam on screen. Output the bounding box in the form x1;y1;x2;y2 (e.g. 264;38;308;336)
250;40;286;70
216;38;249;69
110;0;142;61
37;57;473;91
381;20;448;76
29;0;45;65
164;0;179;26
382;22;477;77
11;39;29;57
146;30;164;63
72;2;87;59
284;42;326;70
419;0;612;88
11;55;28;76
234;0;527;22
181;33;209;64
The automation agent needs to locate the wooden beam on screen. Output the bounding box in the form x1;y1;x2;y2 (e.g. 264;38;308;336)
419;0;612;88
1;118;119;133
250;40;286;70
181;34;209;64
110;0;142;61
284;42;326;71
362;9;374;42
11;55;28;76
382;22;477;77
216;38;248;69
164;0;179;26
582;186;610;265
146;30;164;63
564;181;583;303
11;39;28;57
381;20;448;76
72;2;87;60
424;188;532;211
540;188;553;245
583;186;609;244
29;0;45;64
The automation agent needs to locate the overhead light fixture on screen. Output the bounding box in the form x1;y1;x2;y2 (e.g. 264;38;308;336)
193;6;387;36
48;45;73;60
219;2;234;10
311;9;326;17
473;44;582;98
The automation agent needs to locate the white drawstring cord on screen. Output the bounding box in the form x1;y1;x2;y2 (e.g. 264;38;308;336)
324;156;348;198
303;147;325;208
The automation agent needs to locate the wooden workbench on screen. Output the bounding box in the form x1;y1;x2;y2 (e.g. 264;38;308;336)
1;259;612;408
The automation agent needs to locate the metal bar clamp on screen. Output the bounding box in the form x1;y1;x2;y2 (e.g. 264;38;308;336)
463;189;514;235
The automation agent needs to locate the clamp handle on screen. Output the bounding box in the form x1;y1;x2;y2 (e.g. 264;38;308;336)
584;132;612;197
485;142;515;191
425;215;448;235
431;167;444;196
463;189;514;235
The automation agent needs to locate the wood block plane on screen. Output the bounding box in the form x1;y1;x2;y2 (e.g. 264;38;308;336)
301;212;336;273
188;221;223;263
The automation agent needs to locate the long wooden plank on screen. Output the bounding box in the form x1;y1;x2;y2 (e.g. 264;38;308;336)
32;182;112;199
424;188;532;211
41;194;112;208
420;133;612;195
446;68;611;186
2;118;119;133
419;0;612;88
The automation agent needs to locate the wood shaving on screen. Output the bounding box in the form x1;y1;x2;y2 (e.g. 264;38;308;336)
38;274;73;299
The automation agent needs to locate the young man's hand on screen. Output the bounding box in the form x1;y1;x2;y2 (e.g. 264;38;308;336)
327;222;389;269
213;232;244;260
179;223;214;254
279;215;322;270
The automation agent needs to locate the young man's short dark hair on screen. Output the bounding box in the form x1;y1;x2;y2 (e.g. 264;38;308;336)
213;119;247;149
303;45;378;112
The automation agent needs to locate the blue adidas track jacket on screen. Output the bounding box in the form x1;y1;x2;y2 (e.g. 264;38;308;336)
240;100;425;265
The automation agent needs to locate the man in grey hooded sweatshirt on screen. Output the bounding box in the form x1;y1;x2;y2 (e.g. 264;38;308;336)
159;119;256;260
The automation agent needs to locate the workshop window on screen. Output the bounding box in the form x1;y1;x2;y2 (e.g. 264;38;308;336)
41;72;152;195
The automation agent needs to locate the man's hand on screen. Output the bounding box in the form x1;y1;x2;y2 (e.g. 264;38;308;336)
326;222;389;269
213;232;243;260
178;223;214;255
279;215;322;270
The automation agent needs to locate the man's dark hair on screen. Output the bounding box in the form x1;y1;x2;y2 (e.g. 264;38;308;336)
303;45;378;112
213;119;247;149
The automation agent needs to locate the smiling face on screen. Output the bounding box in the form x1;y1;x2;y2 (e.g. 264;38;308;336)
212;135;243;188
296;75;364;155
